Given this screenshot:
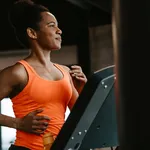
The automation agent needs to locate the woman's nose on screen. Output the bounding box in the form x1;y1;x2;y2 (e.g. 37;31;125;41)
57;27;62;35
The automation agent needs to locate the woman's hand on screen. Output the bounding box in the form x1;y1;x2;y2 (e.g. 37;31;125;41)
17;109;50;135
69;65;87;94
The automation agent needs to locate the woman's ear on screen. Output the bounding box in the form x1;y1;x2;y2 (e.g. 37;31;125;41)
26;27;37;39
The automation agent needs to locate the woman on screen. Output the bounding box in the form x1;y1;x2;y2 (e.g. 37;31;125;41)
0;0;87;149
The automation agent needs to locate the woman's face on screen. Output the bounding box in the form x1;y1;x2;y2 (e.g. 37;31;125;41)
36;12;62;51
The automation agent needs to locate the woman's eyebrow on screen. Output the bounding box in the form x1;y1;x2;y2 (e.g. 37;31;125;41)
47;21;58;26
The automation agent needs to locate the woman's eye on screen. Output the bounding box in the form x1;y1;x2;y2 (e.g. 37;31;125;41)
49;24;55;27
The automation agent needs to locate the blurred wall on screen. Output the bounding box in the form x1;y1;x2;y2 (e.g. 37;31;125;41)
89;24;114;73
0;45;78;70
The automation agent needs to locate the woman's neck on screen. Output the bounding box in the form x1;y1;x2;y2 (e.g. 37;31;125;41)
26;44;53;67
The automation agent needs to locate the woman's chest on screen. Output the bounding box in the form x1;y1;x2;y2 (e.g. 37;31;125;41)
29;77;72;104
32;65;64;81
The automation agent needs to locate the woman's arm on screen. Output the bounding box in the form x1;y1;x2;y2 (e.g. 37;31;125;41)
0;64;50;134
62;65;87;110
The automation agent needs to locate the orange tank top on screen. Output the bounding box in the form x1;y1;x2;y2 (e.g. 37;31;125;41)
11;60;72;150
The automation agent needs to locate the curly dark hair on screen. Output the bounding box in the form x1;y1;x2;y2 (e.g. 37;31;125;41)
8;0;49;48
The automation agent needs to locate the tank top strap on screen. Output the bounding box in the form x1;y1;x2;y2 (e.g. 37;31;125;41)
17;60;36;82
17;60;36;73
53;64;70;80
